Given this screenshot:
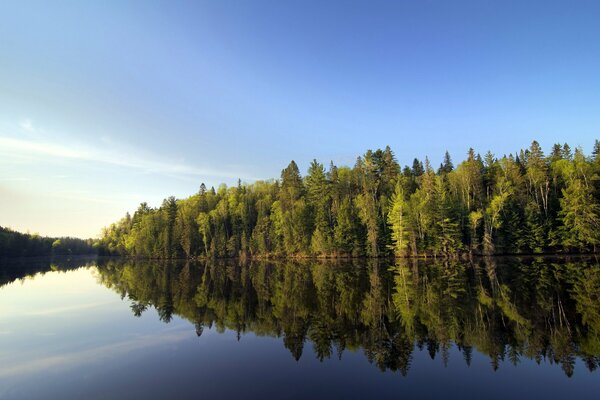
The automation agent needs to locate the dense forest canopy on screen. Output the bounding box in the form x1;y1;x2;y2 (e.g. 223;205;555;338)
99;140;600;258
0;226;97;257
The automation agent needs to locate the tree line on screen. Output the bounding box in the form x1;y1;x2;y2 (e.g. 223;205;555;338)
0;226;97;257
99;140;600;258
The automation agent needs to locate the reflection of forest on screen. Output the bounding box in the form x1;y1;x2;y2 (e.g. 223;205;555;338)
0;256;98;287
91;257;600;377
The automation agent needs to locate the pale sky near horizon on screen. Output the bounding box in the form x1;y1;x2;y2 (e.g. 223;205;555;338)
1;0;599;238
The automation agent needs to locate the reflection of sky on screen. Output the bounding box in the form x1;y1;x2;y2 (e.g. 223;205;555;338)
1;267;600;399
0;329;190;379
0;268;183;368
0;267;199;398
2;1;600;238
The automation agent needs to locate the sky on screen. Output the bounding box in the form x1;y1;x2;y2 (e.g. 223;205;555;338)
1;0;599;238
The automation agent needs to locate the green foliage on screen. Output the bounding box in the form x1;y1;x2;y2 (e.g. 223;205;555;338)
388;180;410;257
99;141;600;259
557;179;600;251
0;226;96;257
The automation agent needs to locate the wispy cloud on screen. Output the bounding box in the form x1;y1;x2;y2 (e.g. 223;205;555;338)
0;177;31;182
0;135;257;181
19;119;34;132
19;301;116;316
0;329;191;378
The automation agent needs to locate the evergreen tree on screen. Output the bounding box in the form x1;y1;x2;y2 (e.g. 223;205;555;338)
388;179;410;257
439;151;454;174
557;179;600;251
306;159;333;254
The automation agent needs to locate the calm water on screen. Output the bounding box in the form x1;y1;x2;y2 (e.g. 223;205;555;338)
1;257;600;399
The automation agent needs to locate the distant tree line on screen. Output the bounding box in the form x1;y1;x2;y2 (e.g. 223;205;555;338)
99;141;600;259
0;226;97;257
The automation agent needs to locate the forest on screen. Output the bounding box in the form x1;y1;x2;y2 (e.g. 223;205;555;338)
0;226;97;257
99;140;600;259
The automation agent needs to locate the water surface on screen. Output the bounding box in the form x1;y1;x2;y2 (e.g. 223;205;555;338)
1;256;599;399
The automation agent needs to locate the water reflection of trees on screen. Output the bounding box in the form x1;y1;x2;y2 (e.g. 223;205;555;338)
0;256;97;287
95;257;600;377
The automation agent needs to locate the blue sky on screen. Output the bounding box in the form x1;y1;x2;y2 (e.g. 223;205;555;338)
1;0;599;238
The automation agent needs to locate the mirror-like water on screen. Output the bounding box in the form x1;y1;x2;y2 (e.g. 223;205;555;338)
1;256;599;399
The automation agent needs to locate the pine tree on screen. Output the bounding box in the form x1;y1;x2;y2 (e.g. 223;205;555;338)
558;179;600;251
439;151;454;174
306;159;332;254
388;179;410;257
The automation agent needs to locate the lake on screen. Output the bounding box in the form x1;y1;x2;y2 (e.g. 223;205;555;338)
1;256;599;399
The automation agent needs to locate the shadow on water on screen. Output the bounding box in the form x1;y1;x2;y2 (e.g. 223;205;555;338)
3;255;600;378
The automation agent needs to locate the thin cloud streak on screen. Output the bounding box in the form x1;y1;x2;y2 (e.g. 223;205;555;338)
19;120;35;132
17;301;116;317
0;136;257;181
0;329;191;378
